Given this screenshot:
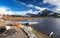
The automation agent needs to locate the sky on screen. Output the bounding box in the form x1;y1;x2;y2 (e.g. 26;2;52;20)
0;0;60;15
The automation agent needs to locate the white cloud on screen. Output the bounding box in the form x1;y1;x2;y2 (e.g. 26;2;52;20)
43;1;47;3
12;0;26;5
0;7;12;15
16;10;38;15
54;8;60;13
0;0;51;15
44;0;60;6
44;0;60;13
26;4;48;13
13;0;48;12
56;8;60;11
27;4;34;7
0;6;38;15
26;4;47;11
34;6;47;11
13;0;47;11
20;2;26;5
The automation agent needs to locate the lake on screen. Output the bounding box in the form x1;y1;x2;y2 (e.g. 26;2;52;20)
10;18;60;38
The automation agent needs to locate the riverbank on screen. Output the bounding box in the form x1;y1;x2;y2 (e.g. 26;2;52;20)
0;21;53;38
10;17;35;20
9;16;60;20
9;22;54;38
2;15;60;20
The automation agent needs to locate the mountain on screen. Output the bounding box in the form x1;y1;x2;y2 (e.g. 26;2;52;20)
26;9;60;17
37;9;53;16
48;13;60;16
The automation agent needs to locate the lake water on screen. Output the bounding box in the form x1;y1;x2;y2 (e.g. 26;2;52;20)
10;18;60;38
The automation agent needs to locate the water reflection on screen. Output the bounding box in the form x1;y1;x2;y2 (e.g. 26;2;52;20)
31;18;60;38
10;18;60;38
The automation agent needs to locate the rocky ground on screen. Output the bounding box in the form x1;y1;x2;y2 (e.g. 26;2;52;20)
0;22;27;38
0;21;53;38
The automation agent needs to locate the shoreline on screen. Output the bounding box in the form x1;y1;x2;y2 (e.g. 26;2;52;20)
9;16;60;20
0;21;54;38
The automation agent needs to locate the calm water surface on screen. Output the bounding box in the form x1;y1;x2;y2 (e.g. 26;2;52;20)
10;18;60;38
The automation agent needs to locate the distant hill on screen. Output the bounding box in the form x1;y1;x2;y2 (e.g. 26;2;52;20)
26;13;36;16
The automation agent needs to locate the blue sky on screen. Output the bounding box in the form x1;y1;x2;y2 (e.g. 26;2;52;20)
0;0;58;15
